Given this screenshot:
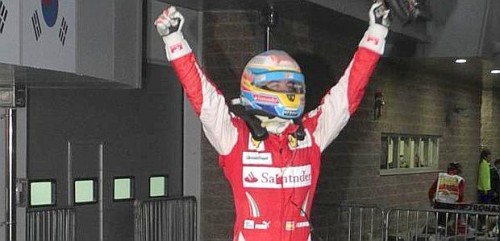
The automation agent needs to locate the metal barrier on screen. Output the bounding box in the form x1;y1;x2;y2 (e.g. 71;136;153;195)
312;203;385;241
24;199;499;241
134;196;197;241
26;208;76;241
311;203;500;241
385;204;500;241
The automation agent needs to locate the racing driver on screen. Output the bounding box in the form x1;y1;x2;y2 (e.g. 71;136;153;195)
155;2;390;241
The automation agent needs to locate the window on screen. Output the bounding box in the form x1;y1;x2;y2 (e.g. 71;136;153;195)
380;133;440;174
29;180;56;207
114;177;134;201
74;178;97;204
149;175;168;198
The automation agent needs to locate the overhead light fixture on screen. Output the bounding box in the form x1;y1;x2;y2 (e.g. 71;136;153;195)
455;59;467;64
491;69;500;74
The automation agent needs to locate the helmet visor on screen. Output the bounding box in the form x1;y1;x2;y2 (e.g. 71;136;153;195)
253;71;305;94
262;80;305;94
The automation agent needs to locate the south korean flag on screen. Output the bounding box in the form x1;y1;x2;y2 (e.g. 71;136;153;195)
23;0;75;72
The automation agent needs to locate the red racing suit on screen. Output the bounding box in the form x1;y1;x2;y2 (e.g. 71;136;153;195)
162;24;387;241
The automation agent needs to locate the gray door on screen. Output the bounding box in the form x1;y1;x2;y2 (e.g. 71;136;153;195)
69;141;103;241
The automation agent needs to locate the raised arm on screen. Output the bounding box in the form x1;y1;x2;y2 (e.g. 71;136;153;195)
155;7;238;155
308;2;390;152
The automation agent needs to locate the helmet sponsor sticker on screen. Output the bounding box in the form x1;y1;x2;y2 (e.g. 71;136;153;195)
282;109;298;117
242;165;312;189
284;72;295;79
254;94;279;104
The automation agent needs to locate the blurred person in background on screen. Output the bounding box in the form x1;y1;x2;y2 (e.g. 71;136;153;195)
478;149;493;204
490;158;500;205
428;162;465;231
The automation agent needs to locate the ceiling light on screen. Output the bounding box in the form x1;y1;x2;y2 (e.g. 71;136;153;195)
455;59;467;64
491;69;500;74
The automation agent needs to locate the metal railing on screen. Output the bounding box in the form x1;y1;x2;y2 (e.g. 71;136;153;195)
385;204;500;241
312;203;500;241
134;196;197;241
26;208;76;241
312;203;385;241
24;198;499;241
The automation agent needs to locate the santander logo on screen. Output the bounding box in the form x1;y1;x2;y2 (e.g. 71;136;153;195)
244;172;258;183
242;165;312;189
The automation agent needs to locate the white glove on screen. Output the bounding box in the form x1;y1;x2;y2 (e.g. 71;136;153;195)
359;1;389;55
369;1;391;28
154;6;192;61
154;6;184;37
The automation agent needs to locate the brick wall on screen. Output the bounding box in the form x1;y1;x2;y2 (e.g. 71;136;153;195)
481;61;500;159
201;10;262;241
200;4;485;241
487;88;500;158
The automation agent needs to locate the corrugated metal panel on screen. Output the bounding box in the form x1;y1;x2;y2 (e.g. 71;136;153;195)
26;208;76;241
134;196;197;241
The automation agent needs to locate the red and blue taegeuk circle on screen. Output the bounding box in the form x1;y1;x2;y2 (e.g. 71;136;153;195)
41;0;58;27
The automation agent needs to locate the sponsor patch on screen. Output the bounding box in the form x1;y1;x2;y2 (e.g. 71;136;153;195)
169;43;183;54
242;165;312;189
244;220;255;229
367;35;380;45
248;136;265;151
255;221;271;230
243;152;272;165
296;221;309;228
289;129;312;149
288;135;298;148
244;220;271;230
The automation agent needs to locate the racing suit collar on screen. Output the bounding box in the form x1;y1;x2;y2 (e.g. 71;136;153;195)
255;115;294;135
